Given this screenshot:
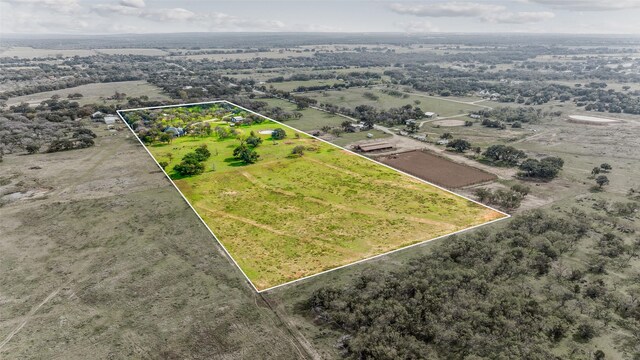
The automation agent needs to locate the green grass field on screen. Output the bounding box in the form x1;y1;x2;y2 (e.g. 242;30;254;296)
131;103;506;290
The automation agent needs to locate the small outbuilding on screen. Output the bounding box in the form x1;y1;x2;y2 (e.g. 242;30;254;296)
103;115;118;125
355;142;394;152
164;126;185;137
231;116;245;124
424;112;437;118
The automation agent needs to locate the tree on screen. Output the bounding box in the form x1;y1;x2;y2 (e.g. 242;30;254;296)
596;175;609;188
26;143;41;154
174;157;204;176
159;133;173;144
406;121;420;134
246;132;263;147
575;322;596;341
233;144;259;164
474;188;492;202
214;126;228;139
591;167;601;176
600;163;612;172
341;120;354;132
291;145;305;157
194;144;211;161
482;145;527;166
440;132;453;139
271;128;286;140
511;183;530;196
447;139;471;153
158;161;168;169
518;157;564;180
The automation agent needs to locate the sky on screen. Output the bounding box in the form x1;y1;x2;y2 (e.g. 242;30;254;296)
1;0;640;35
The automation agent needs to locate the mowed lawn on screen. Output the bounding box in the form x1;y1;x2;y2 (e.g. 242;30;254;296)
146;120;505;290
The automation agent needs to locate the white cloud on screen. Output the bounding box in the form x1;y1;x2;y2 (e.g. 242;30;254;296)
390;1;555;25
390;2;505;17
398;21;440;33
91;3;141;16
2;0;80;13
142;8;195;21
482;11;555;24
119;0;144;8
528;0;640;11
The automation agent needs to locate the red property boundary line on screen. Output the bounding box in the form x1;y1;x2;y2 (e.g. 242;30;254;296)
117;100;511;293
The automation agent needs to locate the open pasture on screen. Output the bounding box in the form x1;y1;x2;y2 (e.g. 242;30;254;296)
122;102;506;291
302;87;486;117
6;80;169;106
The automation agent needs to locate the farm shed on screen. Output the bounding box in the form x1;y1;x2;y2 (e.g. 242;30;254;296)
103;115;118;125
164;126;185;137
424;112;437;118
355;142;394;152
231;116;245;123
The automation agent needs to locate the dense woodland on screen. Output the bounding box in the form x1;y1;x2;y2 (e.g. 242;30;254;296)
308;207;640;359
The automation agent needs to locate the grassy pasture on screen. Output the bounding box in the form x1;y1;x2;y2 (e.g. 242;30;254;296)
6;80;169;106
267;79;346;92
260;98;346;131
135;105;505;290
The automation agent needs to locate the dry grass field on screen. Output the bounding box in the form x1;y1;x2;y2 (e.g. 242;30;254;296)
6;80;169;106
0;125;309;359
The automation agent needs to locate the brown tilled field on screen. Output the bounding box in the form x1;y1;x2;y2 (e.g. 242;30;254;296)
377;150;497;188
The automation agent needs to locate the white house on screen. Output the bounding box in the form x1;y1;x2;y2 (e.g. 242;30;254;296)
231;116;244;123
424;112;437;118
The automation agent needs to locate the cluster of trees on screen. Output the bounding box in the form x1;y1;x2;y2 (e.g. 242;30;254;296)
0;96;104;155
173;145;210;176
479;145;564;180
307;208;640;359
233;130;266;164
475;183;530;210
321;104;424;127
591;163;614;190
446;138;471;153
481;118;507;129
518;156;564;180
482;145;528;166
475;107;546;124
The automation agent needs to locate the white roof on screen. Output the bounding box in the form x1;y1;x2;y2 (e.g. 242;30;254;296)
424;112;436;116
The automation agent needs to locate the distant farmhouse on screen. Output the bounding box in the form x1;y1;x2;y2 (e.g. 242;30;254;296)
424;112;437;118
164;126;185;137
230;116;245;124
91;111;118;125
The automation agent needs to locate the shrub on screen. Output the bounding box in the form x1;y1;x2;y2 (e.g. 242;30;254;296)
271;128;286;140
291;145;305;156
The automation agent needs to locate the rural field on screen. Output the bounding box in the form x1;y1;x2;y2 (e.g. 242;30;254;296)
302;87;487;117
0;124;306;359
122;102;506;290
6;80;169;106
377;150;497;188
